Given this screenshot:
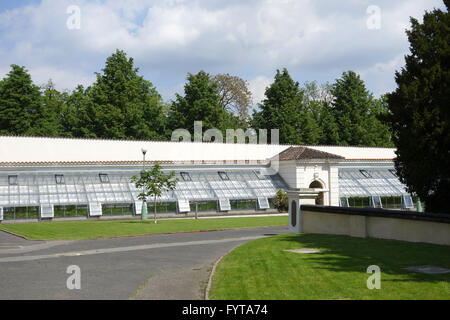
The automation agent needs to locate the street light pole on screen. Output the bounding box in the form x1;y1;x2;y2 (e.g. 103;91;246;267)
141;148;148;221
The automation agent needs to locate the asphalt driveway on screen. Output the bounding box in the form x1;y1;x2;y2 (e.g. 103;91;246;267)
0;226;288;300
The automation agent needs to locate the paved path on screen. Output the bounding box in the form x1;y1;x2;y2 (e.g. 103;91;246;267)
0;226;288;300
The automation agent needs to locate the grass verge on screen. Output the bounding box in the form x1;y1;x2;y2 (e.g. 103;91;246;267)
0;216;288;241
209;233;450;300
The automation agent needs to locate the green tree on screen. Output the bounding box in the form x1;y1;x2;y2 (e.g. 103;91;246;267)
41;79;70;137
367;95;394;147
252;68;319;144
212;73;253;128
168;70;238;138
64;85;95;138
384;2;450;213
0;65;58;136
84;49;166;139
273;190;288;212
131;163;178;223
331;71;392;147
301;81;341;145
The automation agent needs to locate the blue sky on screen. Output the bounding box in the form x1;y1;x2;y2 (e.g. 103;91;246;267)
0;0;446;104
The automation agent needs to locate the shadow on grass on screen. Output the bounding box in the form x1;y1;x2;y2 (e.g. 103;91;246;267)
277;233;450;284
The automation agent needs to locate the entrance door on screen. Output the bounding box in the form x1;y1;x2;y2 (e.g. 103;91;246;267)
309;181;324;205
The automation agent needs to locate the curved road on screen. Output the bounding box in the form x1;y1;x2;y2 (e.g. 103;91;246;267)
0;226;288;300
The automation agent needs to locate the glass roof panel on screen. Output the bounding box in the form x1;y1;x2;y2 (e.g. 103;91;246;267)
339;168;409;197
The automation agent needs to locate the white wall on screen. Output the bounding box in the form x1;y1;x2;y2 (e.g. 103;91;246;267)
278;160;297;188
279;160;340;207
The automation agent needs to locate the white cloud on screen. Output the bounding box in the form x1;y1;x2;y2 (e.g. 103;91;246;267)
248;75;272;105
357;54;406;96
0;0;445;100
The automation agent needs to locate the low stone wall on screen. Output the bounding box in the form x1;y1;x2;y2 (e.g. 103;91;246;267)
300;205;450;246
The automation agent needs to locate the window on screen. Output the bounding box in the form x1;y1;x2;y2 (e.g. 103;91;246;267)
8;175;18;185
258;197;270;209
177;199;190;213
55;175;65;184
218;171;229;181
340;197;349;207
402;195;414;209
360;170;372;178
253;170;265;180
371;196;383;208
180;172;192;182
218;198;231;211
99;174;109;183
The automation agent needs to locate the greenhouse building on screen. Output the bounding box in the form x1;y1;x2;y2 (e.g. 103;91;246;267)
0;136;416;222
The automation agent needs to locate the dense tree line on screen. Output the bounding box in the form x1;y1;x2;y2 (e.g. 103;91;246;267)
251;69;393;146
0;49;393;147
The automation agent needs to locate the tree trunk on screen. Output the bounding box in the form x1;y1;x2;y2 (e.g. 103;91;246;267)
154;194;157;224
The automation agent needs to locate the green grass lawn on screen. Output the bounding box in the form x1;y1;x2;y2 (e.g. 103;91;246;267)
210;233;450;300
0;216;288;241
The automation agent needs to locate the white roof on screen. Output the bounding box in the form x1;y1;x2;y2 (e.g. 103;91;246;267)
0;136;396;164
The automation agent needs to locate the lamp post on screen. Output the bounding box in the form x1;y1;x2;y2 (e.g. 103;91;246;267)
417;198;423;213
141;148;148;220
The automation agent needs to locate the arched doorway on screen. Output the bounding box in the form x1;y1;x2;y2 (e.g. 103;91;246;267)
309;181;325;205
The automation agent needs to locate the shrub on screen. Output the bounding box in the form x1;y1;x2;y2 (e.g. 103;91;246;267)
274;190;288;212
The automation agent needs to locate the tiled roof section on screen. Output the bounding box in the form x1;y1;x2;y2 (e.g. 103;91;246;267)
278;146;345;161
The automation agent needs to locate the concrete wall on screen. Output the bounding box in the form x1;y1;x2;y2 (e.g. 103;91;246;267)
301;205;450;246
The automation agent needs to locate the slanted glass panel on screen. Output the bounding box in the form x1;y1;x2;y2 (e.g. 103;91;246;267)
360;170;372;178
340;197;349;207
0;169;287;210
218;198;231;211
402;195;414;209
0;195;8;206
339;168;410;199
40;205;54;219
89;203;102;217
371;196;383;208
258;197;270;209
177;199;190;213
